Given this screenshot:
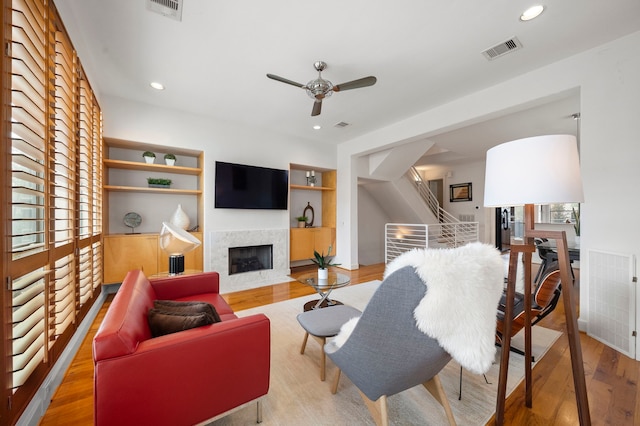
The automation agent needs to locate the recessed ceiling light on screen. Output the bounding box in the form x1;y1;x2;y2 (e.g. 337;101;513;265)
313;125;321;130
520;5;544;21
150;81;165;90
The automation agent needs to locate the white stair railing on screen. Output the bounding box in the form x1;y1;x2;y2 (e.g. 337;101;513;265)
406;167;458;224
385;222;479;263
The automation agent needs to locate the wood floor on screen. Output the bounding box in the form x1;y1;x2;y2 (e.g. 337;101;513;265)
39;264;639;425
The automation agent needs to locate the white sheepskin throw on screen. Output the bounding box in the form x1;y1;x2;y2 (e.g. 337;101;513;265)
384;242;504;374
333;316;360;348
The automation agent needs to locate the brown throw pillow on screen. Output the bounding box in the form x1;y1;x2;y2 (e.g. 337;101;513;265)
147;309;214;337
153;300;221;323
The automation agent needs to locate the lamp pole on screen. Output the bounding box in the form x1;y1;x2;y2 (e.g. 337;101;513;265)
495;204;591;425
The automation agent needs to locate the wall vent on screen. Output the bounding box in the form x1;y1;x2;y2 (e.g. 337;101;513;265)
481;37;522;60
459;214;475;222
334;121;350;128
146;0;183;21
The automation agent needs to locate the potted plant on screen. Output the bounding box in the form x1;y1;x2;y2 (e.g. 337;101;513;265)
311;245;340;279
572;207;580;244
164;153;176;166
142;151;156;164
296;216;307;228
147;177;172;188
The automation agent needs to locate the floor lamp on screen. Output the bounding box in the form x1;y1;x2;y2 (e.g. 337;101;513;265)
484;134;590;425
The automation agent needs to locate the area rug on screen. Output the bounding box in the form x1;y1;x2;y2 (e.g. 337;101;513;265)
209;281;561;426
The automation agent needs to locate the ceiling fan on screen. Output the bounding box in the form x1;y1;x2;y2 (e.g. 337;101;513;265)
267;61;377;116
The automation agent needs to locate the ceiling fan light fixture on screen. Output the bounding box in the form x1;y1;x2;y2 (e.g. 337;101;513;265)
520;5;544;21
306;78;333;99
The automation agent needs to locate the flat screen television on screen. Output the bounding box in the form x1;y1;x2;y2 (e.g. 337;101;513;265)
215;161;289;210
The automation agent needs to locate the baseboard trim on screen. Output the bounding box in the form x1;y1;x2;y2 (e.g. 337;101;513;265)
16;288;112;426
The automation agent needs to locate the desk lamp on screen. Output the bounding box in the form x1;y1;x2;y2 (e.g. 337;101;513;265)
159;221;201;275
484;134;590;424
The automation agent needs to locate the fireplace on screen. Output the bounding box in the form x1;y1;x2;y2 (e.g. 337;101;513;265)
228;244;273;275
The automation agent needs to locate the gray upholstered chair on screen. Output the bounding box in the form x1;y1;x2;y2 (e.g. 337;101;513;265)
325;266;457;426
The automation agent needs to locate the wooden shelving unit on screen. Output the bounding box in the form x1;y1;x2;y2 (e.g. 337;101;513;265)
102;138;205;283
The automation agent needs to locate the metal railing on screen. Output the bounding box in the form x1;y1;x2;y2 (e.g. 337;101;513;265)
385;222;479;263
406;167;458;223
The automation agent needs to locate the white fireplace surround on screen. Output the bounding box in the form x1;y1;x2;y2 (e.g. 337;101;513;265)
207;229;292;292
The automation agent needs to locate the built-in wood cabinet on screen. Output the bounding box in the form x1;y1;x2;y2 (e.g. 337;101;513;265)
290;227;336;261
103;138;204;283
289;166;337;263
103;232;203;284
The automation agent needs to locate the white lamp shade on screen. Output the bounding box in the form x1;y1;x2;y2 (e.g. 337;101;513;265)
159;221;201;255
484;134;584;207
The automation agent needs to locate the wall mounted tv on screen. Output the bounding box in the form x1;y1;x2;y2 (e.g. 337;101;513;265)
215;161;289;210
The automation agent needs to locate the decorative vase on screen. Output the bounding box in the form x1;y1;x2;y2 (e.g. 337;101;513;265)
318;268;328;280
165;158;175;166
574;236;580;245
144;156;155;164
170;204;190;230
298;221;306;228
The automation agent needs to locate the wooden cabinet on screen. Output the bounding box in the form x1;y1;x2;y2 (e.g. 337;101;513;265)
103;234;159;283
290;227;335;262
103;232;203;284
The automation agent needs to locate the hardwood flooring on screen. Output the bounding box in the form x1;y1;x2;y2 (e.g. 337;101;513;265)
39;263;639;425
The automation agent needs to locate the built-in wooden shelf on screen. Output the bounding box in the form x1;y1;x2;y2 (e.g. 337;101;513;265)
103;184;202;195
104;158;201;175
290;184;334;191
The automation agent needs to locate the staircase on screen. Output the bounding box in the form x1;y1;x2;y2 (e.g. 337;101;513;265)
384;167;479;263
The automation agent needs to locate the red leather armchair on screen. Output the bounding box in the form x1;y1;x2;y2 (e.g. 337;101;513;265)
93;270;270;425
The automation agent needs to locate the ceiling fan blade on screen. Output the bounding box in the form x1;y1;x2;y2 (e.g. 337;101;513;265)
333;76;377;92
266;73;306;89
311;99;322;116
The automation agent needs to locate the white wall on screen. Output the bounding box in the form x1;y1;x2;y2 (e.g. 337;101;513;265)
336;32;640;332
357;186;390;265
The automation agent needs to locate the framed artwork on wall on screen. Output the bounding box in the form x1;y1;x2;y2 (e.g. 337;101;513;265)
450;182;472;202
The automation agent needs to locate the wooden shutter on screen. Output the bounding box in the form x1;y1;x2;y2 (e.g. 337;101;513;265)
3;1;102;421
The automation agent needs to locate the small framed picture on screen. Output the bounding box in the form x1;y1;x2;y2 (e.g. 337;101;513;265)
450;182;472;202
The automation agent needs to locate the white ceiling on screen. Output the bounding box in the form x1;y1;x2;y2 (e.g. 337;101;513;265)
54;0;640;165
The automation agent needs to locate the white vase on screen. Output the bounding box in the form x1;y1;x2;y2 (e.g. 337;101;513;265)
165;158;175;166
574;236;580;245
170;204;190;230
318;268;328;280
144;156;155;164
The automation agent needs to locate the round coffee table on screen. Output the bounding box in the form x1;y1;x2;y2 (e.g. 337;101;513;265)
296;271;351;310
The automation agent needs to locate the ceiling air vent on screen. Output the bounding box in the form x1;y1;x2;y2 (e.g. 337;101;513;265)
482;37;522;61
334;121;350;128
146;0;183;22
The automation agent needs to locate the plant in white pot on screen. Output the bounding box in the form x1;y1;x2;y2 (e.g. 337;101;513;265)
142;151;156;164
311;245;340;279
164;153;176;166
296;216;307;228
